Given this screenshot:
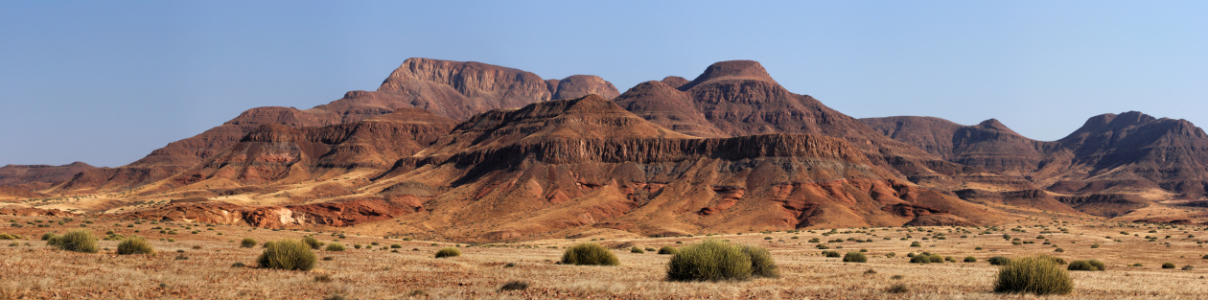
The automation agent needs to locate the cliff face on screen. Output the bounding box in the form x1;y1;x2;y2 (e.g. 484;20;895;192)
615;60;959;187
166;108;456;186
549;75;620;100
369;96;995;241
56;58;574;192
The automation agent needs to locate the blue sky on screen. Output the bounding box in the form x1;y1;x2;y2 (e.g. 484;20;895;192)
2;1;1206;167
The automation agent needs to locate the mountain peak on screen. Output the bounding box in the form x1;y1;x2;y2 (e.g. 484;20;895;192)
682;60;776;90
975;118;1021;136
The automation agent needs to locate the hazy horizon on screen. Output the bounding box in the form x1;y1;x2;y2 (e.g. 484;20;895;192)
3;1;1206;167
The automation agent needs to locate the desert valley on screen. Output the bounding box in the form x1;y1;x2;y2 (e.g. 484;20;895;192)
4;58;1208;299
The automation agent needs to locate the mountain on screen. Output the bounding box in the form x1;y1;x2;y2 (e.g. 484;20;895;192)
863;111;1208;217
0;162;95;186
614;60;962;186
54;58;572;192
363;95;1001;240
548;75;620;100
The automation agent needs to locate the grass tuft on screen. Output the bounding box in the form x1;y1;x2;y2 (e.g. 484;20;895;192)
435;247;461;258
842;251;867;263
561;243;618;266
53;229;98;253
993;255;1074;295
256;239;316;271
116;235;154;255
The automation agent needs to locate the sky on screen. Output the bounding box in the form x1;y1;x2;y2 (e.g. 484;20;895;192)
2;1;1206;167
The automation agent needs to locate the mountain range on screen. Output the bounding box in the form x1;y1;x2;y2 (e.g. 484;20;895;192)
3;58;1206;240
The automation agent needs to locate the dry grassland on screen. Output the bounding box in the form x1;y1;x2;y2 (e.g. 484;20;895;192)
2;215;1208;299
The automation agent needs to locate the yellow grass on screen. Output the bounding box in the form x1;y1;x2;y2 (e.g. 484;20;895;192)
2;215;1208;299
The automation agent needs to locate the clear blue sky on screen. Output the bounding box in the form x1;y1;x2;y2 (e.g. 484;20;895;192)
2;1;1206;167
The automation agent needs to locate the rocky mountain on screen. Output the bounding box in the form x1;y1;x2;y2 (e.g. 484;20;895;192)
863;111;1208;217
0;162;95;186
547;75;620;100
614;60;961;186
54;58;571;192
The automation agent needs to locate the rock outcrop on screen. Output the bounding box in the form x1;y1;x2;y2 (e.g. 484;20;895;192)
55;58;577;192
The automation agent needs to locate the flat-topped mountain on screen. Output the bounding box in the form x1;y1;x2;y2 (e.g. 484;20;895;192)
0;162;94;187
54;58;589;192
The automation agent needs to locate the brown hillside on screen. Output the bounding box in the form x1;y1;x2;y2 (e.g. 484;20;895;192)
0;162;95;186
549;75;620;100
56;58;570;192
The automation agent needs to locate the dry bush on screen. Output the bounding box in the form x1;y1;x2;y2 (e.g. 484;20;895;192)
240;238;257;248
499;281;528;291
657;246;677;255
630;246;644;254
994;255;1074;295
303;236;324;250
54;229;98;253
435;247;461;258
666;239;751;281
116;235;154;255
562;243;618;266
257;239;316;271
742;244;779;278
325;242;346;252
842;252;867;263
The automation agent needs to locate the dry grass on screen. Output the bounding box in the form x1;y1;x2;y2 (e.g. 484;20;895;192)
2;215;1208;299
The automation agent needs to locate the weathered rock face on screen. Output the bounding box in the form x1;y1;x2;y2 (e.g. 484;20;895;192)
864;111;1208;216
167;108;456;186
121;197;420;229
615;60;958;186
56;58;577;192
0;162;95;186
550;75;620;100
373;96;999;241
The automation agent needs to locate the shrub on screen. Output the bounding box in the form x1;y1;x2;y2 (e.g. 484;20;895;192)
435;247;461;258
843;252;867;263
499;281;528;291
909;241;921;247
823;251;841;257
54;229;98;253
1182;265;1194;271
0;233;20;240
1162;262;1175;269
993;255;1074;295
257;239;316;271
325;243;346;251
631;247;645;254
658;246;677;255
887;284;910;294
41;233;54;241
929;254;944;263
116;235;154;255
390;244;402;249
666;239;774;281
1067;260;1099;271
303;236;324;250
964;256;977;263
743;245;779;278
1087;259;1104;271
561;243;618;266
241;238;257;248
988;256;1011;265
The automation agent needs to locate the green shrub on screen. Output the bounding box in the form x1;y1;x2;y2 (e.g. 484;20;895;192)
964;256;977;263
435;247;461;258
54;229;98;253
41;233;55;241
742;245;779;278
0;233;20;240
822;251;841;257
303;236;324;250
256;239;316;271
909;241;921;247
666;239;771;281
993;255;1074;295
390;244;402;249
325;242;346;251
1067;260;1099;271
842;252;867;263
1162;262;1175;269
631;247;645;254
240;238;257;248
116;235;154;255
929;254;944;263
1087;259;1104;271
561;243;618;266
988;256;1011;265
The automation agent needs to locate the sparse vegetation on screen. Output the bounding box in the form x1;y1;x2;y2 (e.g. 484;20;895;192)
666;239;778;281
325;242;346;251
561;243;618;266
240;238;257;248
257;239;317;271
435;247;461;258
52;229;98;253
116;235;154;255
993;255;1074;295
842;252;867;263
630;246;644;254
